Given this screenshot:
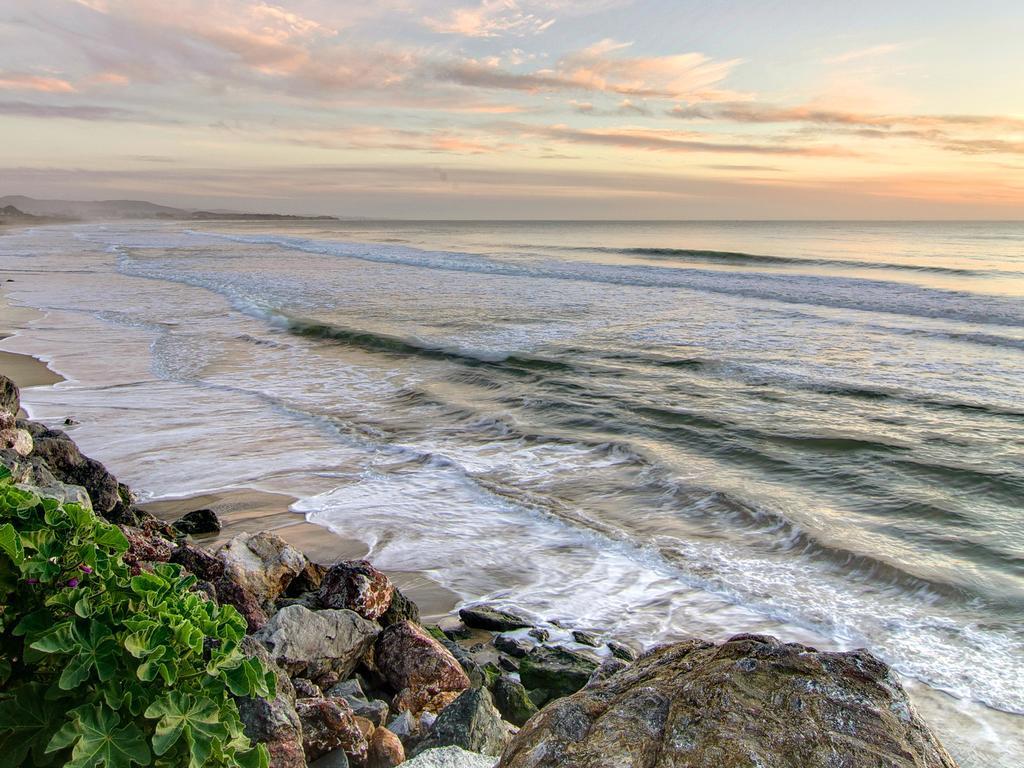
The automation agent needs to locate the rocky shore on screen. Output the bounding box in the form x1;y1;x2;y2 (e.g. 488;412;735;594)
0;372;960;768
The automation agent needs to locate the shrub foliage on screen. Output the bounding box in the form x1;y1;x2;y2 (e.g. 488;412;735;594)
0;467;274;768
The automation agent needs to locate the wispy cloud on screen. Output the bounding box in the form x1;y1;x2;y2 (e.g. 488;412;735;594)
424;0;556;37
0;100;164;121
825;42;911;65
0;72;75;93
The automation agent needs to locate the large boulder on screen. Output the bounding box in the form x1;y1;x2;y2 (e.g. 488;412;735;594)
416;687;514;758
458;606;532;632
0;448;91;508
319;559;395;620
255;604;380;687
170;542;225;581
379;584;420;627
375;621;471;716
498;633;959;768
214;575;269;632
517;646;598;703
29;427;123;515
403;746;496;768
236;637;305;768
219;531;307;609
118;525;174;573
366;726;406;768
0;412;32;456
296;696;368;764
0;375;18;417
172;507;221;535
491;677;537;727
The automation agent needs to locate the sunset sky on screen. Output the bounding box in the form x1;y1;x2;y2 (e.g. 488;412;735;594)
1;0;1022;218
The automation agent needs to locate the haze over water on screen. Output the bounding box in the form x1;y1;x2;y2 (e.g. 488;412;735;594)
2;219;1022;766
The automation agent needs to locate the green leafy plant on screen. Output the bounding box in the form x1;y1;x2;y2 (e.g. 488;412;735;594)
0;466;274;768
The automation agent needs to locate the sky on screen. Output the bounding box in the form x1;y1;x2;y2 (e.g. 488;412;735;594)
1;0;1023;218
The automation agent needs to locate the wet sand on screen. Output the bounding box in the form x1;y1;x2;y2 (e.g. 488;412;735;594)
142;489;460;621
1;292;64;397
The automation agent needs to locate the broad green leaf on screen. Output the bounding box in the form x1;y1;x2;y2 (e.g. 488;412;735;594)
0;523;23;564
30;620;77;654
59;621;119;689
47;706;150;768
0;683;65;768
144;692;228;768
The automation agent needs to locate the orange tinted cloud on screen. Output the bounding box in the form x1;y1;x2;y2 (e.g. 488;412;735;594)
0;72;75;93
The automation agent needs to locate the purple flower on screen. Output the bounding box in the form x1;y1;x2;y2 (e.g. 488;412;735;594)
67;578;80;588
79;564;93;574
25;578;39;584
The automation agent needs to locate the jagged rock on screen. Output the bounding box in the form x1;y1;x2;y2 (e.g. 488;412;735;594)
170;542;224;580
587;657;629;685
309;750;349;768
379;584;420;627
571;630;600;647
236;637;305;768
607;640;637;661
459;606;531;632
172;507;220;535
493;634;530;659
255;604;380;687
375;621;470;716
497;656;517;673
30;427;123;515
293;678;324;699
118;525;174;573
527;628;549;643
415;687;514;758
387;709;420;746
491;677;537;727
214;575;269;632
403;746;496;768
0;413;32;456
319;559;395;620
497;633;959;768
326;679;391;727
367;726;406;768
0;375;18;416
518;646;598;701
394;689;464;720
0;448;92;508
296;697;368;764
219;531;307;609
287;560;328;596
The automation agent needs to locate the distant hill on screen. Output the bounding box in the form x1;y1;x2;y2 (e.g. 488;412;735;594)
0;204;65;226
0;196;337;221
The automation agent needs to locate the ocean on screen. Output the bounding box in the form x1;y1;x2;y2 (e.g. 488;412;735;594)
1;219;1022;765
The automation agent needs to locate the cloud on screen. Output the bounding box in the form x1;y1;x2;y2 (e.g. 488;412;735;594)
0;100;163;121
424;0;556;37
825;42;911;65
436;39;742;100
499;122;849;156
0;72;75;93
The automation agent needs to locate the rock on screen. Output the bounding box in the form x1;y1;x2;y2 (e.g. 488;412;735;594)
0;448;92;508
319;559;395;620
236;637;305;768
172;507;221;535
118;525;174;573
0;376;18;416
497;633;959;768
255;604;380;687
517;646;598;701
288;560;329;596
379;584;420;627
587;657;629;685
394;689;464;719
309;750;349;768
571;630;600;647
607;640;637;662
417;688;514;758
293;678;324;699
219;531;307;609
491;677;537;727
0;413;32;456
497;656;517;673
403;746;496;768
375;621;471;716
526;689;547;710
30;427;123;515
527;628;549;643
387;710;420;746
493;634;530;659
326;679;366;700
458;606;531;632
170;542;225;580
326;680;392;728
296;697;368;764
366;726;406;768
214;575;269;632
